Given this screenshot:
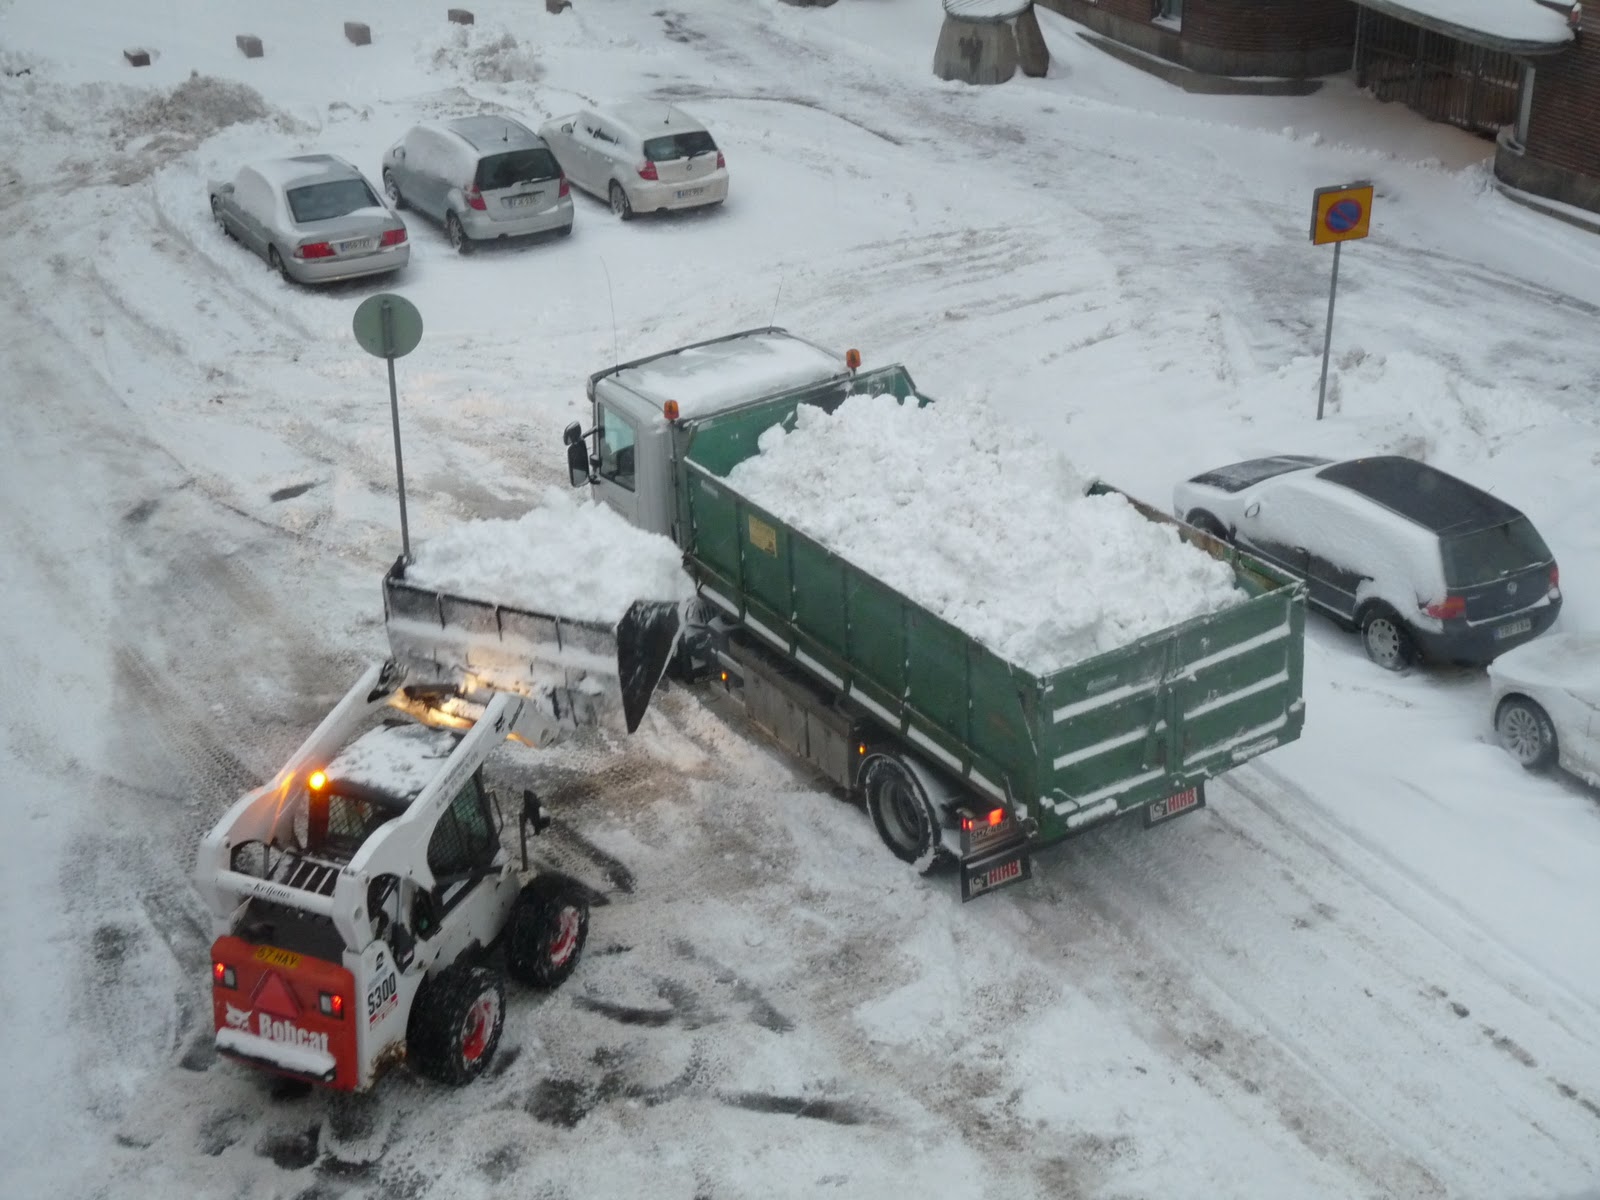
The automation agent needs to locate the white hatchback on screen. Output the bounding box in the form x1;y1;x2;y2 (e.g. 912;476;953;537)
539;102;728;220
1488;633;1600;787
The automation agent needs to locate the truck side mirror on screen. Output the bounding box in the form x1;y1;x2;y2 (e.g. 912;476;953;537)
563;421;582;446
567;439;591;487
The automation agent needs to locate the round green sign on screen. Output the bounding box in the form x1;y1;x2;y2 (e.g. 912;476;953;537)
352;293;424;359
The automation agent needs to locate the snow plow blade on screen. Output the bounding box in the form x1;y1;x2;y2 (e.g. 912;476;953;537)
382;559;681;733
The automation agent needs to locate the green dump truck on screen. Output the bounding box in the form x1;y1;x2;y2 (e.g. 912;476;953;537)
562;328;1307;900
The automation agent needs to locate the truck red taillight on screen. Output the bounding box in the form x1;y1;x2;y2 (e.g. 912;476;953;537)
465;184;487;211
296;242;335;260
961;808;1007;832
558;174;569;198
638;160;658;181
213;961;236;988
319;992;345;1019
380;228;407;247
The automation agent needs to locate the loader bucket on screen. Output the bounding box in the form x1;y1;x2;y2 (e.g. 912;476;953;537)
382;561;682;732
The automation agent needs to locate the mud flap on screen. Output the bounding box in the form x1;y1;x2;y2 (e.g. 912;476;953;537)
959;840;1032;902
616;601;682;733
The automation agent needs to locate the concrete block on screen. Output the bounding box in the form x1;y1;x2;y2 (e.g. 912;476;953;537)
448;8;474;24
123;47;151;67
932;18;1018;85
344;21;372;46
236;34;264;59
545;0;571;12
1015;7;1048;77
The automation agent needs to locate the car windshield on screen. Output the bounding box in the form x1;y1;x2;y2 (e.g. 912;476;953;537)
642;130;718;162
286;178;381;223
1440;518;1551;586
475;148;561;190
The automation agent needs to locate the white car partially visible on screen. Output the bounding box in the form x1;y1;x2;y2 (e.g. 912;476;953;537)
1488;632;1600;786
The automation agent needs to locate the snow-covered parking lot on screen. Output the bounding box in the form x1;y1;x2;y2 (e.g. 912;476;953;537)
2;2;1599;1197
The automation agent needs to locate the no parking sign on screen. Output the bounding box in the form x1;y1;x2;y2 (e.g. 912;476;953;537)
1310;181;1374;245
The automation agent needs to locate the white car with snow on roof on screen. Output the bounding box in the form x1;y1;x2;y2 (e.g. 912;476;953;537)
196;508;684;1092
561;328;1311;900
1488;632;1600;786
539;101;727;220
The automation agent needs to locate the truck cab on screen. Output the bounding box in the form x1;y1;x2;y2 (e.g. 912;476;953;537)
570;328;851;541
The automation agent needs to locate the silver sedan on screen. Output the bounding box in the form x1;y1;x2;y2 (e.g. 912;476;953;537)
209;154;409;285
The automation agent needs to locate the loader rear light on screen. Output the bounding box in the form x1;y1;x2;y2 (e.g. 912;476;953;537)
663;400;680;420
308;770;327;791
213;962;236;989
319;992;344;1019
960;808;1007;832
845;349;861;370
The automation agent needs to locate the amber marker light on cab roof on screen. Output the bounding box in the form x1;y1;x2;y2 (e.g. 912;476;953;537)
844;349;861;370
663;400;680;420
308;770;327;791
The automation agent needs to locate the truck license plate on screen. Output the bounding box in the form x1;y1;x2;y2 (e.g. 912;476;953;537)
1145;785;1204;826
960;848;1032;902
1493;617;1532;640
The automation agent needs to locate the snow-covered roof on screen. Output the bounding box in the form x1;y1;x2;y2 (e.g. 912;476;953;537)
599;330;846;420
1356;0;1573;53
603;100;706;136
325;723;461;805
248;154;361;190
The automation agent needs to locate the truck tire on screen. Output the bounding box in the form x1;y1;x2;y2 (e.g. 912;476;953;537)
862;754;941;870
505;875;589;989
407;966;505;1086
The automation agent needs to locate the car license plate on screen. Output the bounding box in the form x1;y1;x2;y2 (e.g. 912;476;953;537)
675;186;706;200
1146;785;1203;826
1494;617;1533;640
506;194;539;208
337;237;377;254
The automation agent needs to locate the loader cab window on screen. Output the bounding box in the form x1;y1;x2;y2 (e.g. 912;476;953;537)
597;405;637;492
426;772;497;883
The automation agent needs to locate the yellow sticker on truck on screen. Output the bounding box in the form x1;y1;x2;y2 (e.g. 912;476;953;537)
748;514;778;556
253;945;302;969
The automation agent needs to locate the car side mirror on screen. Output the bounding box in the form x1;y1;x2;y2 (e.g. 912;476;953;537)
567;438;592;488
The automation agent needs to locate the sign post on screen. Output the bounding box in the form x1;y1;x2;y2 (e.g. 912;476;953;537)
1309;181;1373;421
351;293;425;559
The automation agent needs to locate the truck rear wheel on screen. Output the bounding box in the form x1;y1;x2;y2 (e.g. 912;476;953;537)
407;966;505;1086
505;874;589;989
863;754;941;870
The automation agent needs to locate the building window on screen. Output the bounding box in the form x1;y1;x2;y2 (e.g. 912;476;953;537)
1152;0;1182;28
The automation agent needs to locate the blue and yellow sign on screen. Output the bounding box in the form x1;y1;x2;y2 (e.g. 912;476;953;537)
1310;182;1373;246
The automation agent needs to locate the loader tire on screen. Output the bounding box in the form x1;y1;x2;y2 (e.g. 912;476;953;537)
407;965;505;1086
505;874;589;989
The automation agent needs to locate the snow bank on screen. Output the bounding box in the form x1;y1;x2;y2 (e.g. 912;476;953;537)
403;488;693;623
725;393;1243;672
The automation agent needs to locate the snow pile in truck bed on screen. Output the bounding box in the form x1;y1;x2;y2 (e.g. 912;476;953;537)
404;488;693;623
725;392;1243;672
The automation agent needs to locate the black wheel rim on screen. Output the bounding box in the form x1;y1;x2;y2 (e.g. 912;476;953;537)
879;776;923;853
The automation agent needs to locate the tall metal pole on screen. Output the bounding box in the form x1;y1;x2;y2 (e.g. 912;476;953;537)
1316;240;1342;421
382;299;411;559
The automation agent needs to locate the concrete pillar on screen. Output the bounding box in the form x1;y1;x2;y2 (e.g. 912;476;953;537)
123;48;152;67
344;21;372;46
934;19;1020;85
236;34;264;59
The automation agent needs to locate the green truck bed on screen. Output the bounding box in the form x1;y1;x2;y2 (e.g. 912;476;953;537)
672;367;1306;847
